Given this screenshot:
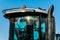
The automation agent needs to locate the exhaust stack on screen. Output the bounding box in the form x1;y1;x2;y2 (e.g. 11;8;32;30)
47;5;55;40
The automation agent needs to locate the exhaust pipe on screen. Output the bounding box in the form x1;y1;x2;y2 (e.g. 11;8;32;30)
47;5;55;40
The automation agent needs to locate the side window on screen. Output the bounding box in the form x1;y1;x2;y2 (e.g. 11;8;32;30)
41;22;45;32
41;22;46;40
34;22;39;40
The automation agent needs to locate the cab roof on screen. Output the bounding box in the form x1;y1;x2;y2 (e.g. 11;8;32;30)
3;8;46;14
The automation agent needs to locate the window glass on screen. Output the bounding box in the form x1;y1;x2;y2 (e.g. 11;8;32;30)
41;22;45;32
13;16;40;40
34;22;39;40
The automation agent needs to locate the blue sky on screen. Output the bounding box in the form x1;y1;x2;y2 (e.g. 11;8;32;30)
0;0;60;40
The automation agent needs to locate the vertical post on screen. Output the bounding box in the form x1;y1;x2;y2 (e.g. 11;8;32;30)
9;20;15;40
39;15;42;40
25;25;33;40
52;18;56;40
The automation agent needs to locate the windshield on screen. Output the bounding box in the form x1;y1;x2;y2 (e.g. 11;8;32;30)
10;16;46;40
13;16;40;40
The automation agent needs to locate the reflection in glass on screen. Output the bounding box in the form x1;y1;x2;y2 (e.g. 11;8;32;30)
13;16;46;40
